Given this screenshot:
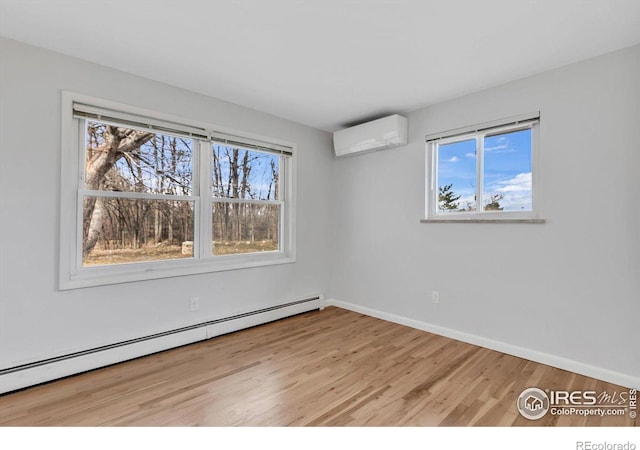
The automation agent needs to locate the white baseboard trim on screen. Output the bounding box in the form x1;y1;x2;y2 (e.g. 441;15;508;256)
0;295;323;395
326;299;640;390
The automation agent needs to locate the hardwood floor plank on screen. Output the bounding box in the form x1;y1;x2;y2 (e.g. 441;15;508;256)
0;307;635;426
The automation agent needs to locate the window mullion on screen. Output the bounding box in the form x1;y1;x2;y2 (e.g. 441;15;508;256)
430;142;440;215
211;198;283;206
476;136;484;213
75;119;86;273
75;183;84;274
426;143;433;217
79;190;193;201
279;155;285;252
78;119;87;186
198;140;212;259
531;124;539;214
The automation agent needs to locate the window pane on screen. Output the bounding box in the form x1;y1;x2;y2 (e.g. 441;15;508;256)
212;202;280;255
211;145;279;200
85;121;193;195
483;129;532;211
437;139;477;212
82;197;194;266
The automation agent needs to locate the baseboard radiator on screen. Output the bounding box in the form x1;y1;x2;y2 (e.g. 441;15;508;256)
0;295;323;395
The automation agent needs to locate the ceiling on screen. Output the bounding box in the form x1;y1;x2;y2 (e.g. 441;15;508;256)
1;0;639;132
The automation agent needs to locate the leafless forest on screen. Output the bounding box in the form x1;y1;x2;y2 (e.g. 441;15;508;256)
82;122;280;266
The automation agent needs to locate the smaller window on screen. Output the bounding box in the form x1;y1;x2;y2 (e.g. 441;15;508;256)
425;114;541;221
211;144;282;256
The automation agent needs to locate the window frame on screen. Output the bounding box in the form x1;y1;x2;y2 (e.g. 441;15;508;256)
424;113;542;223
59;91;296;290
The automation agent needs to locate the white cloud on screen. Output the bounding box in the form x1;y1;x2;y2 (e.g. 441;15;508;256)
496;172;531;192
491;172;532;210
457;194;476;210
446;156;460;163
465;152;475;158
484;143;509;152
485;136;517;153
439;173;533;212
485;136;508;152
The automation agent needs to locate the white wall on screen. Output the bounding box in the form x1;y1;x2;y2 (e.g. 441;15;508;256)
0;38;333;369
330;45;640;385
1;36;638;388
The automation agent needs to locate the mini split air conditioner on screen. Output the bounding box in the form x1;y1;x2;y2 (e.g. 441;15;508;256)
333;114;408;157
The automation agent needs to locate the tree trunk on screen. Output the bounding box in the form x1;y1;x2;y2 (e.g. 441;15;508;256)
83;197;107;259
168;208;174;243
82;126;153;257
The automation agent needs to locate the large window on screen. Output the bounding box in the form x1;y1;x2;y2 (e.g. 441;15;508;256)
81;121;196;267
425;113;541;221
60;93;295;289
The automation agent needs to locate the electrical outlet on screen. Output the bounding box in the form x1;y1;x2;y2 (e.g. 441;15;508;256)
432;291;440;304
190;297;200;312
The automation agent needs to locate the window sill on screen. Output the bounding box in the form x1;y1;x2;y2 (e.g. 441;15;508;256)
421;218;546;224
60;253;296;290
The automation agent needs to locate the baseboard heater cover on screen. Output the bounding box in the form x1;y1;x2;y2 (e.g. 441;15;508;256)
0;295;323;394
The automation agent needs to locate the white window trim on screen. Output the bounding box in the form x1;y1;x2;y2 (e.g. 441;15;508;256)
59;91;296;290
423;113;544;223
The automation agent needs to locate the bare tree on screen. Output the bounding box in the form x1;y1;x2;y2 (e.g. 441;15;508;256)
209;144;280;254
83;125;154;257
484;193;504;211
83;124;193;260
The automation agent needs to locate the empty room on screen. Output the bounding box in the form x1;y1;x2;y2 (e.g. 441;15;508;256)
0;0;638;442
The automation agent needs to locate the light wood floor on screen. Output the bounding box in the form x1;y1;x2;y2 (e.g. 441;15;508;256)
0;307;636;426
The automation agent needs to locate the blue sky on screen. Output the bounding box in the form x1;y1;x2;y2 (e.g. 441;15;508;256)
88;121;194;195
437;128;532;212
87;122;280;201
212;144;279;200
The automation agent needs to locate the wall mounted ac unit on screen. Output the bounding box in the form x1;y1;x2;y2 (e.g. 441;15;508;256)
333;114;408;157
